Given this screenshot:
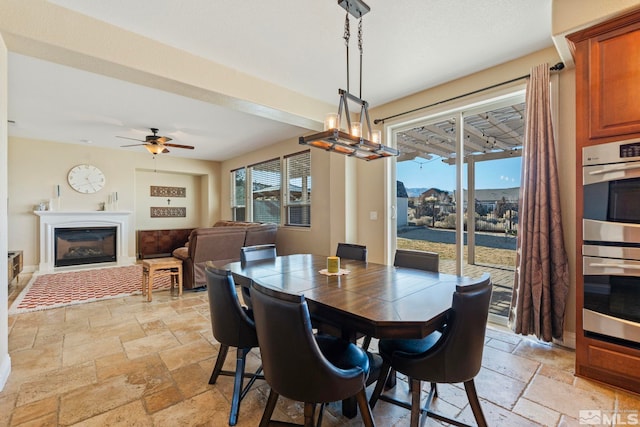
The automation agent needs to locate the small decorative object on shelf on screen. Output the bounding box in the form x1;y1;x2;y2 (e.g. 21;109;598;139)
106;191;119;211
50;184;62;211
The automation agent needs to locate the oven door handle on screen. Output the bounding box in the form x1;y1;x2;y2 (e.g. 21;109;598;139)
588;162;640;175
589;262;640;270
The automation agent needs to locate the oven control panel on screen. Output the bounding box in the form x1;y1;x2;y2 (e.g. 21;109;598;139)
584;137;640;165
620;142;640;159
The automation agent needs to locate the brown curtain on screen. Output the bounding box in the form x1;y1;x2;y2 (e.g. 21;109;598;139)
510;63;570;342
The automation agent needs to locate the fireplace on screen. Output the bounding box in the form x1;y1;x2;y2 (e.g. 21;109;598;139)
35;211;133;273
55;227;117;267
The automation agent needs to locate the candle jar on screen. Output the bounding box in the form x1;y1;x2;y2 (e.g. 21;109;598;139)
324;113;339;131
327;256;340;274
370;129;382;144
351;122;362;138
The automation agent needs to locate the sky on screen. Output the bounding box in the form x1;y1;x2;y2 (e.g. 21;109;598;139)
397;155;522;191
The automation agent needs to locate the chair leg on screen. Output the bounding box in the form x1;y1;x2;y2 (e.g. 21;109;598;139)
303;402;316;427
228;347;250;426
409;378;421;427
464;379;487;427
369;360;392;408
209;344;229;384
361;336;372;351
385;368;397;389
431;382;438;399
316;403;325;427
355;388;376;427
259;388;279;427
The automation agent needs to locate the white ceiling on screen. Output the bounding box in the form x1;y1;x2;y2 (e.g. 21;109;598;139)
7;0;553;161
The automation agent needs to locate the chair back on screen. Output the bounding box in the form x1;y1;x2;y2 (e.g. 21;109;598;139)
240;244;277;263
394;273;492;384
394;249;439;272
251;280;368;403
336;243;367;261
205;264;259;349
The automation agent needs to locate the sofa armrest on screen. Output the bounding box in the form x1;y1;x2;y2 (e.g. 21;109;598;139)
172;246;189;260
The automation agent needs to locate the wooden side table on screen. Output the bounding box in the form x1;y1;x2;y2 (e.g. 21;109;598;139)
141;257;183;302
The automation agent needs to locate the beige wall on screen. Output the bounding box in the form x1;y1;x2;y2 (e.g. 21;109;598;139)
135;170;206;230
8;137;219;270
1;32;9;390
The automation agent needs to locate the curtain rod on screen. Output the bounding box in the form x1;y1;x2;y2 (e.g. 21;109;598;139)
373;62;565;125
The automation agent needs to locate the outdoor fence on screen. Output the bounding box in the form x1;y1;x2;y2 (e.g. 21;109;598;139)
407;200;518;235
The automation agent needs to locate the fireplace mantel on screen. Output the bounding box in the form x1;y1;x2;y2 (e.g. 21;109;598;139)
35;211;134;273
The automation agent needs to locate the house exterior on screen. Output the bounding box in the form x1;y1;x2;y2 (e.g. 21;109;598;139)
2;0;640;392
462;187;520;211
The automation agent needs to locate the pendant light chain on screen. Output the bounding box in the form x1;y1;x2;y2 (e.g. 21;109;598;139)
358;17;363;99
344;13;351;94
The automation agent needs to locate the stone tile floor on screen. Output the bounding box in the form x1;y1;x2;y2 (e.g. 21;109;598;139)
3;275;640;426
440;259;515;318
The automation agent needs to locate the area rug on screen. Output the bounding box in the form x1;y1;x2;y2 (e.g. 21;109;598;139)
9;265;172;314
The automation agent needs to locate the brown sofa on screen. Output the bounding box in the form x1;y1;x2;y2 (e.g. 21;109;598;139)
172;221;277;290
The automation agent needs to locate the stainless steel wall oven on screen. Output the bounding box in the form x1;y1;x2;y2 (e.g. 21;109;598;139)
583;139;640;345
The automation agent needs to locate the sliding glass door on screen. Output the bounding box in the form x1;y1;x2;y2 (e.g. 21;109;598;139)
392;92;524;321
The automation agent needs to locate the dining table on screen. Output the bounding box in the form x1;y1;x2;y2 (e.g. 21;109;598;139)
224;253;484;418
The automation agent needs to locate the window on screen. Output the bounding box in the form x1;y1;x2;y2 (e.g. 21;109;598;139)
232;151;311;226
249;158;281;224
285;150;311;226
230;167;246;221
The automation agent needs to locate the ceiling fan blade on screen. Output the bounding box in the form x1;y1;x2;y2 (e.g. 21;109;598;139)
162;147;170;153
120;143;146;148
164;143;195;150
117;136;145;142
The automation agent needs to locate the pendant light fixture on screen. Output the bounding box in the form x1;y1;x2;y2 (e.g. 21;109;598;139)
299;0;399;161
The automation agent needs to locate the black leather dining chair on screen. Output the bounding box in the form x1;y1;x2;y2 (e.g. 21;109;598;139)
239;244;276;308
384;248;441;389
394;249;439;272
250;279;376;427
336;242;367;261
205;264;264;426
240;243;277;263
369;273;492;427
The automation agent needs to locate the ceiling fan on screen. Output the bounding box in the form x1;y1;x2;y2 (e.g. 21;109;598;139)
117;128;195;154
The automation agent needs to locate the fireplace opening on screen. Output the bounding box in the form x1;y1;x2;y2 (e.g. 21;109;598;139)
54;227;117;267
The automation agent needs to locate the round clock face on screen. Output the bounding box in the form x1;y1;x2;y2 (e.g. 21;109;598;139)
67;164;106;194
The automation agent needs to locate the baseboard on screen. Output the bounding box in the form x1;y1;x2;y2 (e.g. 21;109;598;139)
554;330;576;350
23;264;37;274
0;353;11;392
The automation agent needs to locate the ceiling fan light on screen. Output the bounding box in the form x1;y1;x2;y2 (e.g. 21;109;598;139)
145;144;165;155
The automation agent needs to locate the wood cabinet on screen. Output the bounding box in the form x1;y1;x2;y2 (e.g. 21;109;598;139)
568;8;640;394
136;228;194;259
8;250;23;286
571;9;640;146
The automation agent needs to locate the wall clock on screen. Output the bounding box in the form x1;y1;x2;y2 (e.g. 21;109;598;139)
67;164;106;194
